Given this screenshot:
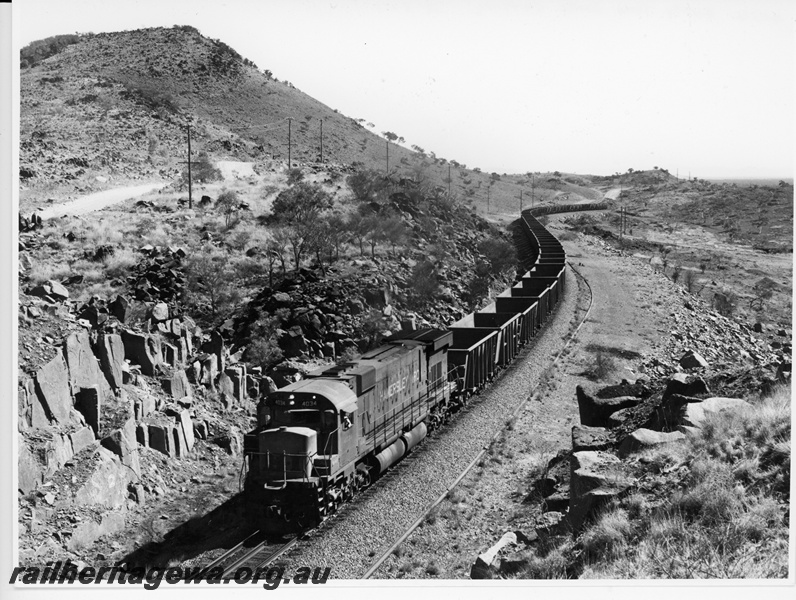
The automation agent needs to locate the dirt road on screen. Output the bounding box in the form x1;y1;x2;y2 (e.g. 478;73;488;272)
33;182;166;220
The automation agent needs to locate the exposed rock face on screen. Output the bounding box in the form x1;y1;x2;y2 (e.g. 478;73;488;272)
617;428;686;458
74;386;101;435
67;512;126;552
576;385;641;427
569;451;632;531
33;353;76;427
96;333;125;390
100;417;140;476
679;350;709;369
121;330;162;376
161;369;191;401
571;425;614;452
71;447;131;508
64;330;113;402
680;397;751;429
18;443;43;494
663;373;710;399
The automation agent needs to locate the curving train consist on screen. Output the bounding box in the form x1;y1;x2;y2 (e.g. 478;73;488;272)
242;206;598;530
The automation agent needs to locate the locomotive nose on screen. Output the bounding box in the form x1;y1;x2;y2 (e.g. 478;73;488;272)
255;426;318;482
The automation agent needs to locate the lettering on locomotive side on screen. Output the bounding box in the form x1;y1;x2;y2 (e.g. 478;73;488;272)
386;376;408;399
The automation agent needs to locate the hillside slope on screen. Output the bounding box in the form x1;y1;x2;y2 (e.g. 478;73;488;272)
19;26;599;217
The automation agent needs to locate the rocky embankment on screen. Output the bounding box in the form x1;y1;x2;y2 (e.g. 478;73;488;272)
471;287;791;578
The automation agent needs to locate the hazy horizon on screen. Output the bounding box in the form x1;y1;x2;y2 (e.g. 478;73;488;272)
14;0;794;180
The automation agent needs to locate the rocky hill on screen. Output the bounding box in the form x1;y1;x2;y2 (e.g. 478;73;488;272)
19;26;602;216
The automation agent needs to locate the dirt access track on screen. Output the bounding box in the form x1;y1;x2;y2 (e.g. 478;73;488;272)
33;183;167;220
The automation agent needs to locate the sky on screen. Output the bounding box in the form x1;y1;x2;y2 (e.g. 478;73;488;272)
12;0;795;178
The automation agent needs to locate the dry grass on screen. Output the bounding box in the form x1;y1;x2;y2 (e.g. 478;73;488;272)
578;384;791;579
512;384;791;581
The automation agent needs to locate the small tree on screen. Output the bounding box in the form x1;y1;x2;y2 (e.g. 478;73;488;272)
215;189;240;227
346;212;370;256
478;236;517;277
245;315;284;371
408;260;440;307
270;183;333;270
184;151;221;185
185;245;241;324
287;167;304;185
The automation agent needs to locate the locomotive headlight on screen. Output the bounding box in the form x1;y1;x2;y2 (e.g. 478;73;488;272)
289;400;295;406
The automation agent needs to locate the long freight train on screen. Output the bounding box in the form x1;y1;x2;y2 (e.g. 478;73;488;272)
243;206;603;530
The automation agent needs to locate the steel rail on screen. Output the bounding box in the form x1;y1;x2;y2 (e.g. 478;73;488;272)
362;261;594;579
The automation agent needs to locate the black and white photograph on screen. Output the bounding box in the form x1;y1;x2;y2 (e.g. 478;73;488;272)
3;0;794;596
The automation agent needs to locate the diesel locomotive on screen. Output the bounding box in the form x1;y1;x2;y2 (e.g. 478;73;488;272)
242;207;604;530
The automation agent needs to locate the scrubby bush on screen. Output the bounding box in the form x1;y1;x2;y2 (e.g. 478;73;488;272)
407;260;440;307
585;351;617;381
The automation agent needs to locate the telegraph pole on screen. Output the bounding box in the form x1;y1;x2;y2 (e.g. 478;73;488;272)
448;164;451;198
187;125;193;209
520;189;523;212
178;125;201;210
319;119;324;164
530;174;535;207
487;186;490;213
287;117;292;168
386;140;389;173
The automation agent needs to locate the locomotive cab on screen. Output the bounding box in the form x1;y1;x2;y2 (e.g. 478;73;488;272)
245;379;360;489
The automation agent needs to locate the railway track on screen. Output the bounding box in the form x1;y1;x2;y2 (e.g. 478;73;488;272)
197;531;299;580
360;260;595;578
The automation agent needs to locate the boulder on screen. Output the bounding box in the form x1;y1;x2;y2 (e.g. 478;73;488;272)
74;387;101;435
178;410;195;454
63;330;113;401
202;331;225;374
96;333;125;390
19;376;48;430
571;425;614;452
101;418;140;475
33;353;74;426
43;432;75;478
71;447;131;508
213;425;241;456
225;366;247;403
136;422;149;447
18;443;43;494
618;428;686;458
663;373;710;400
150;302;169;322
218;372;235;400
681;397;751;429
30;280;69;301
606;407;635;428
69;426;96;455
67;512;125;552
569;451;632;531
121;331;162;376
161;370;191;401
200;354;218;388
470;532;516;579
161;342;178;367
109;295;130;322
147;423;174;457
679;350;709;370
171;422;188;457
576;385;641;427
645;393;701;431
